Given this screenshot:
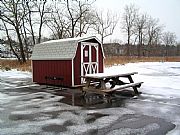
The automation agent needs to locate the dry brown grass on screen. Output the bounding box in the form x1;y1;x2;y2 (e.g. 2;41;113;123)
105;56;180;67
0;59;31;72
1;56;180;71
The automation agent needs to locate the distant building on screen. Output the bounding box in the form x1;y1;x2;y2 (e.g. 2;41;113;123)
103;43;125;56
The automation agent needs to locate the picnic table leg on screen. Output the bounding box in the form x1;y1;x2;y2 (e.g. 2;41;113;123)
100;79;106;89
127;75;139;95
85;79;91;87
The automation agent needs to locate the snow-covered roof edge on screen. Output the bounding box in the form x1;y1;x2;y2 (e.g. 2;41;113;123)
31;35;104;60
42;35;99;44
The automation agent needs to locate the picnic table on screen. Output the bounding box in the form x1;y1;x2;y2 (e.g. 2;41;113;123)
81;72;143;96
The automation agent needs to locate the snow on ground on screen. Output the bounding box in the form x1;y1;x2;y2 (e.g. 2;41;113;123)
0;69;33;104
0;69;31;79
0;69;33;90
105;62;180;98
1;62;180;134
1;62;180;98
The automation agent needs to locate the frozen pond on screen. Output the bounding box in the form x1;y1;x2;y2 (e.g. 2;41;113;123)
0;62;180;135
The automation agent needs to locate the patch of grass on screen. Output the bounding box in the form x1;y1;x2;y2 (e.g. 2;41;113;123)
0;59;31;72
1;56;180;71
105;56;180;67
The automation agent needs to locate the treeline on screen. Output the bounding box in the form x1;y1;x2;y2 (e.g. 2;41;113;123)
0;1;178;63
103;43;180;57
121;4;178;57
0;0;118;63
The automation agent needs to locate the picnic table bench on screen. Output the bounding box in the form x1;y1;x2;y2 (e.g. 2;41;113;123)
80;72;143;96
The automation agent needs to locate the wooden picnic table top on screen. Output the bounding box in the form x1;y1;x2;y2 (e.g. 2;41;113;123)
80;72;142;96
81;72;138;79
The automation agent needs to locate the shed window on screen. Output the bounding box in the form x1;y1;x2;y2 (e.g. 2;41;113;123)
85;50;88;57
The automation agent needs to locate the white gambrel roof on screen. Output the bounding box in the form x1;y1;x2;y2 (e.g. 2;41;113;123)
31;36;102;60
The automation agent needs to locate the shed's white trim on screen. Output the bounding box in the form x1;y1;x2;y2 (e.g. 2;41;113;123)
96;44;99;73
31;60;34;82
81;42;99;83
89;43;92;74
81;43;84;83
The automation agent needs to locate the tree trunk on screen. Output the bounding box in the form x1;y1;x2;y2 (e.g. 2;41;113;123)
127;30;130;56
71;22;75;38
37;1;46;43
38;22;43;43
3;22;21;62
165;45;168;61
26;3;36;45
22;19;30;60
15;26;26;63
137;30;141;57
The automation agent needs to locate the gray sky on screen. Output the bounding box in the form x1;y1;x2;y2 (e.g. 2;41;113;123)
95;0;180;43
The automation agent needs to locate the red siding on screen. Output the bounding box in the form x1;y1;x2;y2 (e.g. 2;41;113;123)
91;46;96;62
74;43;81;85
32;38;104;87
32;60;72;86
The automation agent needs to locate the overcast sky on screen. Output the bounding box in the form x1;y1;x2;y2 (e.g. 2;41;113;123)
95;0;180;43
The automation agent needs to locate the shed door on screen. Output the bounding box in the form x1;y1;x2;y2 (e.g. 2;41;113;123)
81;42;99;83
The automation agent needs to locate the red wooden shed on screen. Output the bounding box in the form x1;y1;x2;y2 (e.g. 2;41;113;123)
31;36;105;87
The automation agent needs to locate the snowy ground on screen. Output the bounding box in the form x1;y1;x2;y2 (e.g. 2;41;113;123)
0;62;180;135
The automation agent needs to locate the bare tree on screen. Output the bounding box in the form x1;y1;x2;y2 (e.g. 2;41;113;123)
144;16;163;56
162;31;177;58
177;42;180;56
0;0;27;63
146;17;162;45
122;4;138;56
24;0;36;45
1;21;21;61
93;10;119;44
34;0;50;43
0;0;52;62
44;0;95;39
64;0;94;38
45;7;70;39
134;13;148;57
76;2;96;37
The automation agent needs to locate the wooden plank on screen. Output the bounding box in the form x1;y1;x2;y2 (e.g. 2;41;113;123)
101;82;143;93
81;72;138;79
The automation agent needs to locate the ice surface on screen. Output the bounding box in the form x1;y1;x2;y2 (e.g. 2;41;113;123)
0;92;19;104
0;119;3;123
